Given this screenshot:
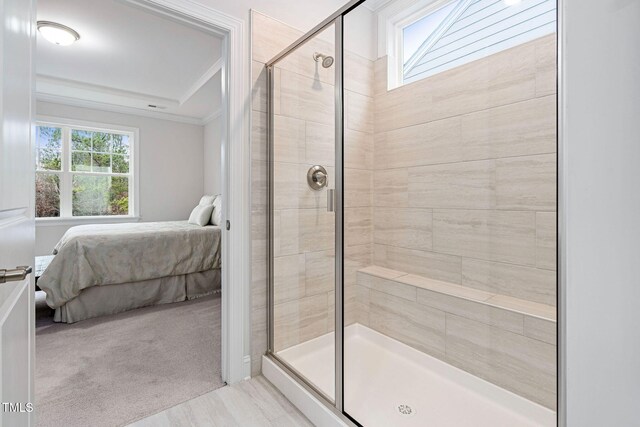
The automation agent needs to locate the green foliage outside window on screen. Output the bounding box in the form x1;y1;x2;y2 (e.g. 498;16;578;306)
72;175;129;216
36;127;62;217
35;125;131;218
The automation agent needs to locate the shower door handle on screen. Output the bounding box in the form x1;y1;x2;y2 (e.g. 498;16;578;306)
327;189;335;213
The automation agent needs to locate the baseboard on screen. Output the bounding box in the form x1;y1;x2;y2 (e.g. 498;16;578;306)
243;355;251;380
262;355;349;427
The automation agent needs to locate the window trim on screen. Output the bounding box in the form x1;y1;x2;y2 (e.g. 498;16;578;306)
382;0;556;89
35;116;140;224
379;0;456;90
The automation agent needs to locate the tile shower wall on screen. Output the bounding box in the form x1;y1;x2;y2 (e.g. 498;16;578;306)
250;11;375;370
356;266;557;408
371;35;556;301
268;30;376;352
351;34;558;409
252;11;556;409
250;10;290;377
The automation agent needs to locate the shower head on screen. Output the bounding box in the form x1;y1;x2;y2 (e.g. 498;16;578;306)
313;52;334;68
321;55;334;68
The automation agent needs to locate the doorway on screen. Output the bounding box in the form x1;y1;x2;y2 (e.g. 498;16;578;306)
31;0;244;425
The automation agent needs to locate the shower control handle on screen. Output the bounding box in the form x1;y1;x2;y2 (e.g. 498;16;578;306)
307;165;328;191
327;189;335;213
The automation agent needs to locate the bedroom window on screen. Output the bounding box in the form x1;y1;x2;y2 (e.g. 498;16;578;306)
36;120;138;220
390;0;557;87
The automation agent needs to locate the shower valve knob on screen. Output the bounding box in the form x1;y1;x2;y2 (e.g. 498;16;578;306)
307;165;328;190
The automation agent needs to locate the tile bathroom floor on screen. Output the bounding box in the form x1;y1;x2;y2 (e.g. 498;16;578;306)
128;376;312;427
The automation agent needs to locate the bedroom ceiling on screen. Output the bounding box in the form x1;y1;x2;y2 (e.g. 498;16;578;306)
36;0;224;124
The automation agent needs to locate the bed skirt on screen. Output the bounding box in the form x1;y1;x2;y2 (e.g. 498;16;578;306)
53;269;221;323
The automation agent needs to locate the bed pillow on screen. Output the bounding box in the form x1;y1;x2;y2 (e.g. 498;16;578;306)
188;204;215;226
211;195;222;226
199;195;216;206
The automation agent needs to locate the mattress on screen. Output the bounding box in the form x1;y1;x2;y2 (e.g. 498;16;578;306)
38;221;222;310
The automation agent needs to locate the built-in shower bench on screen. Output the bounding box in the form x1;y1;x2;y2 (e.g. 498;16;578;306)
356;265;556;343
352;265;557;409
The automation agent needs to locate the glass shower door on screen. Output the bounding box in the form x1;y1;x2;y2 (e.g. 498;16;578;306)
268;23;338;403
265;0;558;425
341;0;557;426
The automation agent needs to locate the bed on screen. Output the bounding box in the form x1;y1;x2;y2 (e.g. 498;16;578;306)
37;221;222;323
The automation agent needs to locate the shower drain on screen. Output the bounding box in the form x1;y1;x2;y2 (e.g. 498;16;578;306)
396;403;416;417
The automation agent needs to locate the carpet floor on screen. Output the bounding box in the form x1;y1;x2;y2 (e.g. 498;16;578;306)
35;294;224;427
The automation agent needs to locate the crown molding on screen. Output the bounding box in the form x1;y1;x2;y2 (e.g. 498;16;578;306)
36;92;206;125
36;74;179;109
35;72;222;125
202;108;222;125
35;0;227;126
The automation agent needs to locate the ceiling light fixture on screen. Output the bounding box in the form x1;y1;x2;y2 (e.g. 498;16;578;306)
37;21;80;46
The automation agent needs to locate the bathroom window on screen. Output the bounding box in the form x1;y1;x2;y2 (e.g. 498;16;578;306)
394;0;557;87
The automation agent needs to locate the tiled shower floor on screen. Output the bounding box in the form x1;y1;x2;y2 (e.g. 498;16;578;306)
277;324;555;427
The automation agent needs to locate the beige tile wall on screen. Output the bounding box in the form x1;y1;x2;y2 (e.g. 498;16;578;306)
252;13;557;411
270;34;376;352
272;34;337;351
356;267;557;409
251;11;300;376
341;58;375;330
251;11;375;362
446;314;556;408
359;34;558;409
372;34;557;307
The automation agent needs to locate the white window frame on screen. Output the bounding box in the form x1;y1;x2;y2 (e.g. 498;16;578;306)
378;0;455;90
35;116;140;226
381;0;556;89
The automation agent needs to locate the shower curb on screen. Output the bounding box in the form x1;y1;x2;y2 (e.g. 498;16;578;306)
262;355;350;427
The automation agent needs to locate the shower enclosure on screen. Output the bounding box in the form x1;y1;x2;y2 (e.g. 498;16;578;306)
266;0;558;425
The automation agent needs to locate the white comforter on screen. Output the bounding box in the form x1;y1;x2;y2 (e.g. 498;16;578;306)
38;221;221;309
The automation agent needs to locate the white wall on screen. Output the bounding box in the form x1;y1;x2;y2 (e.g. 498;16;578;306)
194;1;378;62
199;0;349;34
204;114;222;195
35;101;205;255
344;3;377;61
562;0;640;425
